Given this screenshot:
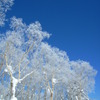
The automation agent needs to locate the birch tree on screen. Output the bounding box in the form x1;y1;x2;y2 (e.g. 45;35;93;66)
0;0;97;100
66;61;97;100
0;17;50;100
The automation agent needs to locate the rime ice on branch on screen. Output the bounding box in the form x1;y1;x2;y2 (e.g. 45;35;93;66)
0;0;14;26
0;0;97;100
0;17;50;100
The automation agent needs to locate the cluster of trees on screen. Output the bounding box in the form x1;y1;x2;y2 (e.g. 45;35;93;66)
0;0;97;100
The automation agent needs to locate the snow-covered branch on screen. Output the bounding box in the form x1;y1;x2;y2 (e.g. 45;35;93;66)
0;0;14;26
20;70;34;82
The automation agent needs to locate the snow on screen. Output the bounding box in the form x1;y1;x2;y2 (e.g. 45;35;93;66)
0;0;14;26
4;65;14;73
43;71;46;74
7;65;14;73
20;71;34;81
4;68;8;72
0;95;4;100
81;89;84;92
52;78;56;84
75;96;78;100
47;88;50;93
11;96;17;100
11;77;18;100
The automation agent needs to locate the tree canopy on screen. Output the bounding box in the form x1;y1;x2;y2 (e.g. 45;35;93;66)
0;0;97;100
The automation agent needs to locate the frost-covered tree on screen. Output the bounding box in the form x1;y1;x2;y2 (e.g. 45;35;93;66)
0;0;97;100
0;17;50;100
66;61;97;100
34;43;70;100
0;0;14;26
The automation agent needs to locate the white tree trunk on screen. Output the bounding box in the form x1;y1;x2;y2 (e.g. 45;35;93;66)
10;77;18;100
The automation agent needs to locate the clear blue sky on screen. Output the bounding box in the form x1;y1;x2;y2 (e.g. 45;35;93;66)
7;0;100;99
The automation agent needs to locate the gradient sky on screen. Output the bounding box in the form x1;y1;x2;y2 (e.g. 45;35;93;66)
6;0;100;99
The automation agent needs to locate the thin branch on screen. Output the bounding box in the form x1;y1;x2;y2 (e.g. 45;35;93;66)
20;70;34;82
20;62;29;73
18;39;36;80
42;68;52;93
4;53;12;78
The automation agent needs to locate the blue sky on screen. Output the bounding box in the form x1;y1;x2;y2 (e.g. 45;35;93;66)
6;0;100;99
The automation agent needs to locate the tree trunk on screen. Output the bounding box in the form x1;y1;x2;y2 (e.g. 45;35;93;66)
50;92;53;100
10;81;13;98
44;89;47;100
10;77;18;100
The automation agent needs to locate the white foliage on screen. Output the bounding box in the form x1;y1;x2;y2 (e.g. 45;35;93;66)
0;0;97;100
0;0;14;26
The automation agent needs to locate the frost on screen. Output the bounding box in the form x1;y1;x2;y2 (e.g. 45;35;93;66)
7;65;14;74
0;0;14;26
0;95;4;100
4;68;8;72
20;70;34;81
52;78;56;84
47;88;50;93
11;96;17;100
0;0;97;99
26;22;50;41
75;96;78;100
4;65;14;73
11;77;18;100
43;71;46;74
